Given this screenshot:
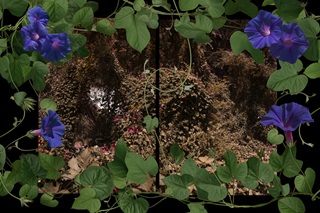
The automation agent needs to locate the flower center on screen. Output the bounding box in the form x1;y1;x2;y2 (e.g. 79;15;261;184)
32;33;39;41
284;39;292;46
261;25;271;36
52;41;59;48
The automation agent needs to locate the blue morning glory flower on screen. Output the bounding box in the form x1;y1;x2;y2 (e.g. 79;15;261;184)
244;10;283;49
41;33;71;62
32;110;66;148
20;21;48;52
27;6;49;26
270;23;310;64
260;102;313;143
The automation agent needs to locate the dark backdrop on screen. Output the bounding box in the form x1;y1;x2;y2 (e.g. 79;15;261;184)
1;1;320;212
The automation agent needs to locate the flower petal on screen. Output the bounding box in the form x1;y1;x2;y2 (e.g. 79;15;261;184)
244;10;283;49
27;6;49;26
270;23;309;64
41;33;71;62
260;102;314;131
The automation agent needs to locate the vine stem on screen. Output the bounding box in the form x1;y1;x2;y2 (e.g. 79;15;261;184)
0;109;26;138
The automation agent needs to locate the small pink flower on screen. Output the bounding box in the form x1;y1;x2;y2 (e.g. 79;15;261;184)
127;127;135;134
113;116;121;121
101;146;109;153
110;144;115;152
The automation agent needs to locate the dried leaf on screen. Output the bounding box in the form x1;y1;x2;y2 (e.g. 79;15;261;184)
137;174;154;192
62;157;81;180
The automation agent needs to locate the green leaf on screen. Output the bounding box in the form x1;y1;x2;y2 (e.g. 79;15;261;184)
152;0;171;11
234;0;259;18
119;196;149;213
112;176;127;189
241;157;274;189
73;7;94;30
269;151;283;172
13;91;26;107
74;45;89;58
84;1;99;13
72;188;101;213
298;18;320;61
162;174;194;200
273;0;304;22
40;98;57;112
200;0;224;18
19;184;38;200
78;166;114;200
114;6;150;52
40;193;59;207
28;61;50;92
267;128;284;145
174;14;213;43
304;63;320;79
42;0;68;22
136;8;159;29
69;33;87;53
267;59;308;94
20;154;47;185
0;56;10;82
294;168;316;193
70;0;86;8
133;0;145;11
8;53;31;87
187;203;208;213
170;143;184;164
283;146;303;178
143;115;159;133
179;0;200;11
108;139;129;178
217;150;247;183
0;144;5;170
230;31;264;64
282;183;290;196
262;0;275;6
211;17;227;30
278;197;305;213
125;152;158;184
0;0;28;17
224;0;258;18
0;171;14;196
196;183;227;202
39;153;65;180
268;175;282;198
181;157;200;178
0;38;7;55
96;19;116;35
193;169;221;200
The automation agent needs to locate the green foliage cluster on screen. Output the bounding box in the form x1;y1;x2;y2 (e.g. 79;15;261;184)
1;0;320;212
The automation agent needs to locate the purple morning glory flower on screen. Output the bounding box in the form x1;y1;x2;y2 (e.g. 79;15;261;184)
270;23;310;64
260;102;314;143
41;33;71;62
244;10;283;49
27;6;49;26
20;21;48;52
32;110;66;148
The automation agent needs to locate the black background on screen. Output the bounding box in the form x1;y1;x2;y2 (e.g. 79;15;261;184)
1;0;320;212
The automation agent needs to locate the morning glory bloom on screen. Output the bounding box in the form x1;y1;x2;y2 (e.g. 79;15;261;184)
20;21;48;52
244;10;283;49
41;33;71;62
260;102;314;143
32;110;66;148
27;6;49;26
270;23;310;64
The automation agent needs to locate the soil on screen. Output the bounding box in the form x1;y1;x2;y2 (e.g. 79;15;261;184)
38;19;277;195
